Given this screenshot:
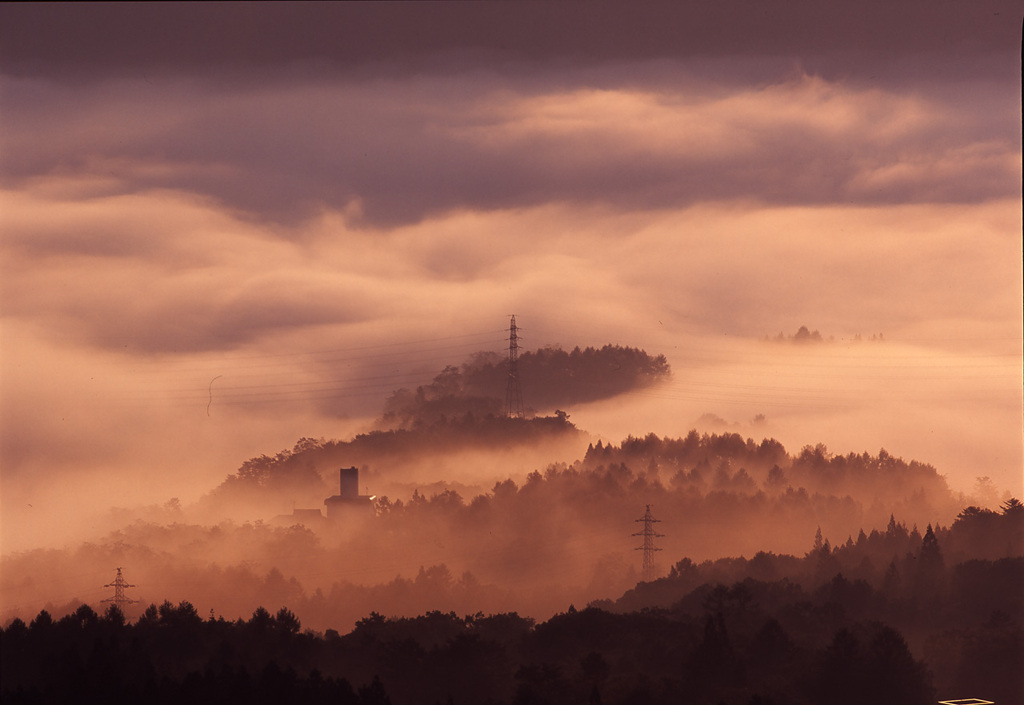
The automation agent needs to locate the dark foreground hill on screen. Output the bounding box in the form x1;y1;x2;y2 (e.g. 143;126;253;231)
4;506;1021;705
2;567;1019;705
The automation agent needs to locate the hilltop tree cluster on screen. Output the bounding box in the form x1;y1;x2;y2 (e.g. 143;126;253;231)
381;344;670;428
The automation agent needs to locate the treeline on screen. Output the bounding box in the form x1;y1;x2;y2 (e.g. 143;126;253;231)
213;426;954;520
212;428;962;545
3;504;1020;702
0;603;389;705
584;431;959;522
3;471;1017;642
3;432;1000;634
381;344;670;428
205;420;958;550
762;326;886;343
207;343;671;509
610;502;1023;620
4;551;1020;704
207;412;580;512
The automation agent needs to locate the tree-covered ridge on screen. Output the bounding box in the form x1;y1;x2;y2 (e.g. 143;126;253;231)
3;500;1020;703
611;501;1024;613
349;411;579;455
4;546;1020;704
212;428;958;533
91;431;982;632
0;601;388;705
381;344;670;428
585;431;956;517
9;439;1008;642
209;413;581;510
211;342;669;506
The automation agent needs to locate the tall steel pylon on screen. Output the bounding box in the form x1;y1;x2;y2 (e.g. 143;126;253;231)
505;315;524;419
633;505;664;582
102;567;139;612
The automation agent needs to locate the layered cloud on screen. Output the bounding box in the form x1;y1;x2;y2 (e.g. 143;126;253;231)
2;65;1019;228
1;4;1021;555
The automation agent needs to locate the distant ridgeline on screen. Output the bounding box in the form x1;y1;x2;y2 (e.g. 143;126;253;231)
583;431;953;516
211;428;973;557
211;344;668;503
214;422;950;516
211;413;580;502
380;344;670;429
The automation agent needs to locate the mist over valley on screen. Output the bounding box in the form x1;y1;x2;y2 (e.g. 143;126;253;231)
1;341;1014;636
2;4;1021;703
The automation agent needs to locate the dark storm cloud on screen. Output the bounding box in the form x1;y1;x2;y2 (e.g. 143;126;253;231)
2;3;1018;227
2;69;1018;229
0;2;1017;79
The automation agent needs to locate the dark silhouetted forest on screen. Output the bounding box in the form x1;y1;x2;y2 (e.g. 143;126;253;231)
4;512;1021;704
3;367;1020;704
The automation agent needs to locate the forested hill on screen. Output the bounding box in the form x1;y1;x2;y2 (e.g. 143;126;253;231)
207;426;964;547
380;344;670;429
583;431;955;517
204;343;668;507
4;535;1020;705
208;413;580;508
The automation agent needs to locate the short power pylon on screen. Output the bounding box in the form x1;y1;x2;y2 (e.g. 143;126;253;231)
633;505;664;582
505;315;524;419
102;567;139;612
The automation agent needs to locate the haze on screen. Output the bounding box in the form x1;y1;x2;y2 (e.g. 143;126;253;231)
1;2;1021;576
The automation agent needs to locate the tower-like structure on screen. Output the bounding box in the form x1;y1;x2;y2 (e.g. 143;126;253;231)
505;315;524;419
102;567;139;612
633;505;664;582
324;466;375;520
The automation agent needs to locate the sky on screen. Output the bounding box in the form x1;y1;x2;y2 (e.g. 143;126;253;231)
1;3;1021;553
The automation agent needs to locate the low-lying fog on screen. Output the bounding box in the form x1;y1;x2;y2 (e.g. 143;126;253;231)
1;333;1018;631
2;5;1020;631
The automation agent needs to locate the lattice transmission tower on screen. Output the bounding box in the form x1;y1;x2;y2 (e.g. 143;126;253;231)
505;315;524;418
633;505;664;582
102;567;139;612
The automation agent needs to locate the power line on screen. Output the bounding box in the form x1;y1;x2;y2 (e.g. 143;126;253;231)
505;315;524;419
633;505;664;583
101;567;139;612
